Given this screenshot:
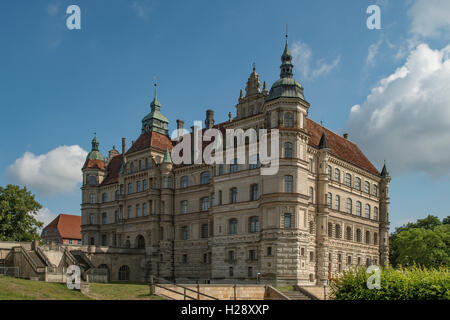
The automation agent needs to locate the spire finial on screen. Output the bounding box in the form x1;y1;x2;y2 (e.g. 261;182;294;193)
252;62;256;72
285;22;288;44
153;76;158;99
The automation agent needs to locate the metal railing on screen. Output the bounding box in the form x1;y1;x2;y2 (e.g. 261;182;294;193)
150;276;218;300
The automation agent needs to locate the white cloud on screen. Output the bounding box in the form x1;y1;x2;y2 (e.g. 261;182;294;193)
408;0;450;38
291;41;340;80
366;40;383;66
346;43;450;178
46;3;59;17
36;208;58;229
6;145;88;196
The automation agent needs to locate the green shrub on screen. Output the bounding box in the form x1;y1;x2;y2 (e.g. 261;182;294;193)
330;266;450;300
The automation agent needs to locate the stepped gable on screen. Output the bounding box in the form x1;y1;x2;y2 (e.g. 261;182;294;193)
306;118;379;175
101;154;123;186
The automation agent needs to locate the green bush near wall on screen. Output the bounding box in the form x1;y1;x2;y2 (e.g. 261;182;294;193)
330;266;450;300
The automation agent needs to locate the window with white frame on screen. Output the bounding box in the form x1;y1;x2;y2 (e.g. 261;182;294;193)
284;213;292;229
334;168;341;182
327;192;332;208
355;177;361;190
327;166;332;180
249;216;259;233
345;173;352;187
229;219;238;234
364;181;370;194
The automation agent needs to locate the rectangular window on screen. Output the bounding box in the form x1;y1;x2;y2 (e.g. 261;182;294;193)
182;254;187;264
230;188;237;204
181;226;188;240
284;213;292;229
114;210;118;223
201;224;208;238
284;176;293;193
143;203;148;216
161;201;165;214
267;247;272;256
250;184;259;201
228;250;235;262
89;214;95;225
248;267;253;277
143;179;148;191
127;206;132;219
136;204;141;217
181;200;188;214
136;181;141;193
102;212;107;225
101;235;107;246
249;249;256;261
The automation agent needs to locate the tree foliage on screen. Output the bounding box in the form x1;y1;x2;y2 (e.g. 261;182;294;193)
0;185;43;241
390;215;450;268
330;266;450;300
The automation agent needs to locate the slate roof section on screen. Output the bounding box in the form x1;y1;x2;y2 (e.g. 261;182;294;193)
100;154;123;186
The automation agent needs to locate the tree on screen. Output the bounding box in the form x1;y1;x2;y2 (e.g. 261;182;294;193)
392;226;450;268
390;215;450;268
0;185;43;241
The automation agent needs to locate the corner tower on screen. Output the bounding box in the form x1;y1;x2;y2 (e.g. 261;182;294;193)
142;82;169;136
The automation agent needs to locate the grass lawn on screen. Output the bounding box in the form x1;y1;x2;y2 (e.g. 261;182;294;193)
276;285;295;292
0;276;165;300
88;282;165;300
0;275;89;300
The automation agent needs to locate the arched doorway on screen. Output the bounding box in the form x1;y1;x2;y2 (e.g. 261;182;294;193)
118;265;130;281
136;235;145;249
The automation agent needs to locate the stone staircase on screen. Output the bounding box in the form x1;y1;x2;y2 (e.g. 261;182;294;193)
282;290;312;300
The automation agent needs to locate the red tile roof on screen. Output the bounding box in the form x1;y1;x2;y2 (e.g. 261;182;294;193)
82;159;106;170
43;214;81;240
101;154;123;186
127;131;173;154
306;119;379;175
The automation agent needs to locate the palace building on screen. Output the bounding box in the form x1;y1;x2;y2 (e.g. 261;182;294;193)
81;38;391;285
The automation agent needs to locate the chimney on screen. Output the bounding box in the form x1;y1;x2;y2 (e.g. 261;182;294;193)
343;133;349;139
122;138;126;154
205;109;215;129
176;119;184;140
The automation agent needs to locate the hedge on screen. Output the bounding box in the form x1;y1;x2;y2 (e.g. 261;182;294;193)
330;266;450;300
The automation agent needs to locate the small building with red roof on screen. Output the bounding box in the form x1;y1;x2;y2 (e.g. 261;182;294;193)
41;214;82;245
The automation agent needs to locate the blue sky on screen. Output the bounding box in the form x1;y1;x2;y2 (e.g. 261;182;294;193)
1;0;449;230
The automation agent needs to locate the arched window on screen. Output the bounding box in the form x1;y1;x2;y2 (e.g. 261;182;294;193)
355;177;361;190
115;190;119;200
284;112;294;128
229;218;238;235
356;201;362;216
326;192;332;208
328;223;333;237
136;204;141;217
374;232;378;245
89;193;95;204
346;198;352;214
347;256;352;266
365;231;371;244
373;184;378;196
309;251;314;262
136;235;145;249
249;216;259;233
284;142;293;158
356;229;362;242
201;197;209;211
335;224;341;238
327;166;332;180
200;171;211;184
334;168;341;182
346;226;352;240
180;176;189;188
345;173;352;187
127;183;133;194
365;204;371;219
284;175;293;193
162;176;168;188
364;181;370;194
335;195;340;211
250;184;259;201
130;162;135;173
374;207;379;220
118;265;130;281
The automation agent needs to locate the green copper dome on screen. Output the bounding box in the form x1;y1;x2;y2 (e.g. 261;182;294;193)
267;39;305;101
142;83;169;135
86;135;105;161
